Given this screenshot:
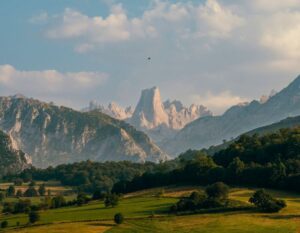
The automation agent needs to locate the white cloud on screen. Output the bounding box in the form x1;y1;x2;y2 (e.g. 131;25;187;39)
191;91;249;114
250;0;300;12
46;5;144;43
196;0;244;38
25;0;300;112
0;65;108;95
260;12;300;59
42;0;243;52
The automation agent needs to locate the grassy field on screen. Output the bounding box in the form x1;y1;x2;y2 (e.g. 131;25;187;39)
1;186;300;233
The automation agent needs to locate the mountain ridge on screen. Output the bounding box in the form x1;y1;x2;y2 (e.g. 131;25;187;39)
0;95;169;168
163;75;300;154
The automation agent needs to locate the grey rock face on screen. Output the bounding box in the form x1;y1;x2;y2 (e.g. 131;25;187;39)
0;96;169;168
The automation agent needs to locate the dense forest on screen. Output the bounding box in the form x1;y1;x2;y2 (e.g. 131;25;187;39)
3;127;300;195
3;161;176;193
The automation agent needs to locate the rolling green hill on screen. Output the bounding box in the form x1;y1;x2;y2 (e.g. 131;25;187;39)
1;186;300;233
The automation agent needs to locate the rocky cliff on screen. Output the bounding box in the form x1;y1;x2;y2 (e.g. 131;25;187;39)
0;130;30;176
0;96;169;168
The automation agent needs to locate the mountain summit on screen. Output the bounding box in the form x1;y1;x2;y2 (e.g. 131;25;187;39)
84;87;212;145
130;87;169;129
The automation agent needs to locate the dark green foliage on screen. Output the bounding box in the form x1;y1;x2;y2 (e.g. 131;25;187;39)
92;190;106;200
0;192;5;202
171;183;231;213
51;195;66;208
28;211;40;224
23;187;38;197
1;220;8;228
2;199;31;214
16;189;23;197
249;190;286;213
14;199;31;214
13;161;157;193
7;185;15;197
114;127;300;194
104;193;119;208
38;183;46;196
205;182;229;200
4;126;300;197
114;213;124;224
76;193;91;206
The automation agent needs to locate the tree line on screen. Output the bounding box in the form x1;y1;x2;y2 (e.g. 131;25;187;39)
3;127;300;196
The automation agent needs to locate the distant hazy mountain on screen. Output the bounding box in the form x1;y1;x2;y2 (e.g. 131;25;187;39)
83;101;133;120
0;130;30;176
0;96;169;168
84;87;211;145
164;75;300;155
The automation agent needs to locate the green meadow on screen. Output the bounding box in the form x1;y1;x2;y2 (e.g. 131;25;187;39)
1;186;300;233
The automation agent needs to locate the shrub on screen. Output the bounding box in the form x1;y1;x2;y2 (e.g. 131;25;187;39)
76;193;91;206
51;195;66;208
104;193;119;208
114;213;124;224
205;182;229;200
1;220;8;228
28;211;40;224
249;189;286;213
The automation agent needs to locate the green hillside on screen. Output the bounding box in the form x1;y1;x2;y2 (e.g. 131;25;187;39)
0;186;300;233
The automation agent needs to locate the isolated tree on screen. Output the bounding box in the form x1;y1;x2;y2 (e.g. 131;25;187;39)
7;185;15;197
205;182;229;200
114;213;124;224
38;184;46;196
28;211;40;224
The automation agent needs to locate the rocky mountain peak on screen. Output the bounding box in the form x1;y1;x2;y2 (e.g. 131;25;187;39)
131;87;169;129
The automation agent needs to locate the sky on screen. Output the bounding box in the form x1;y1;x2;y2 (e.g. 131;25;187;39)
0;0;300;115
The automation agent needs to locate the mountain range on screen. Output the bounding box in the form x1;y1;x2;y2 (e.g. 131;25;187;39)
0;96;169;168
2;74;300;172
163;75;300;154
84;86;212;143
